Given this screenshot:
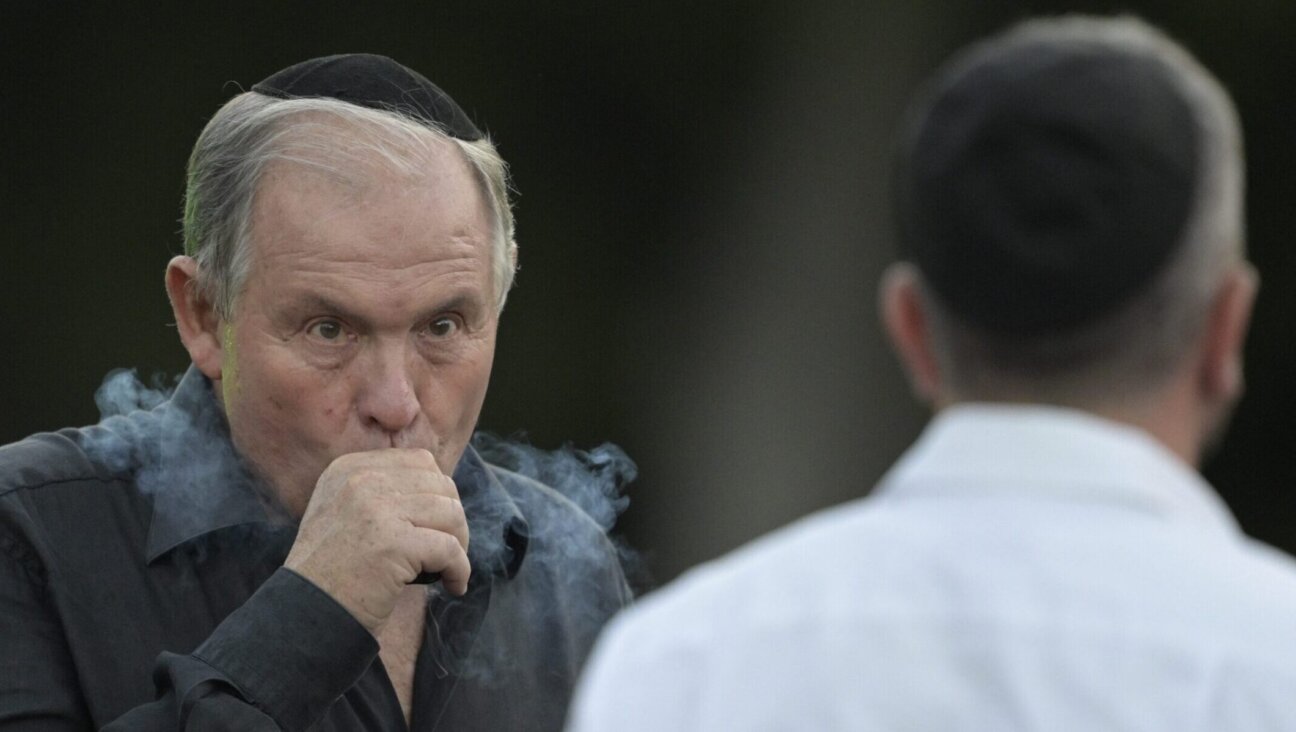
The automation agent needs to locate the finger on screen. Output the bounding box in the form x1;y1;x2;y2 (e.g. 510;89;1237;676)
406;528;472;596
395;493;470;551
390;470;460;500
353;458;456;498
325;462;457;504
385;447;445;474
333;447;443;474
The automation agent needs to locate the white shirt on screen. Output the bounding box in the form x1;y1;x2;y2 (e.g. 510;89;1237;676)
567;406;1296;731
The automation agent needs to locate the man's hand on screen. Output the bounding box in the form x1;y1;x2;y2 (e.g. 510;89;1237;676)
284;448;471;634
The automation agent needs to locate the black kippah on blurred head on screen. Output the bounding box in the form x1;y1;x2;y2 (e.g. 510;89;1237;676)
251;53;483;141
893;22;1199;336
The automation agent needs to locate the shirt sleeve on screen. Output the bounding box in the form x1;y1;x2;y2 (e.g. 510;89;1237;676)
564;610;700;732
100;568;380;731
0;537;93;729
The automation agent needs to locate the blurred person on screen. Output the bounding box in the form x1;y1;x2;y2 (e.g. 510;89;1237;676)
568;16;1296;731
0;54;629;731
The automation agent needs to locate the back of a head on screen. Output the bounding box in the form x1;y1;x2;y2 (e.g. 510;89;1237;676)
893;15;1245;404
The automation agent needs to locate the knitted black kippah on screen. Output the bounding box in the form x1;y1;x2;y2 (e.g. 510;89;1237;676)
894;29;1199;335
251;53;483;141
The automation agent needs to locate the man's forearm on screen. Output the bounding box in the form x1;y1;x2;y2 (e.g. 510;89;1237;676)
105;569;378;731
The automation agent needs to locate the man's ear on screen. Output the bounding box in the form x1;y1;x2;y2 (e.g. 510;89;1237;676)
879;262;943;405
165;256;224;381
1199;261;1259;404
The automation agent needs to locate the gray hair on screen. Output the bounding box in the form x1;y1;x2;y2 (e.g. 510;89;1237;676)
182;92;518;318
920;16;1246;405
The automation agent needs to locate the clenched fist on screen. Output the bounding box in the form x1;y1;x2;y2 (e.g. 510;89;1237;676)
284;448;471;634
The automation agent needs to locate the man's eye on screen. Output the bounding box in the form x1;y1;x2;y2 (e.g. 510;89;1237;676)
307;319;346;341
427;316;461;338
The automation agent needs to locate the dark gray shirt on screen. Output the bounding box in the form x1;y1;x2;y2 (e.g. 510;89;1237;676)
0;369;631;730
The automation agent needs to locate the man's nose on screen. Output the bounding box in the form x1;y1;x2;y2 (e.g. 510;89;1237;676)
357;344;421;434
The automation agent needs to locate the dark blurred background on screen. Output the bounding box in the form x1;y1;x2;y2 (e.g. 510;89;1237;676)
4;1;1294;588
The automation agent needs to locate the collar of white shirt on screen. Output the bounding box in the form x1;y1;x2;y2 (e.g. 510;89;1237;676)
874;403;1239;539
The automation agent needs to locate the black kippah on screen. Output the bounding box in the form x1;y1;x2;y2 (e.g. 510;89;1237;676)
251;53;483;141
894;29;1199;335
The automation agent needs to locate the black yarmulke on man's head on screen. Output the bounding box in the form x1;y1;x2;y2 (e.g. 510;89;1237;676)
251;53;483;141
894;20;1199;336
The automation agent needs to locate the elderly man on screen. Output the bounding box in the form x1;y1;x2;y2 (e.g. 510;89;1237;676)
568;16;1296;731
0;54;629;730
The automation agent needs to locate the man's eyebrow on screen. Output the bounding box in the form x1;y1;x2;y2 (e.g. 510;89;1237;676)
423;294;479;316
291;294;374;330
413;293;491;325
291;292;487;327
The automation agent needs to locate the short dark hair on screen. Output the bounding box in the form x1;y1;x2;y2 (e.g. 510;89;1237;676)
893;15;1244;403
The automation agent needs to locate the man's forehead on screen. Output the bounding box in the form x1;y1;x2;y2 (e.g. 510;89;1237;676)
249;117;483;216
248;152;490;264
244;221;496;319
260;112;472;188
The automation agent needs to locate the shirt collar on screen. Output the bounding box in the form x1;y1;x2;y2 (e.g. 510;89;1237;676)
875;403;1239;537
142;367;268;562
145;366;530;578
455;446;531;580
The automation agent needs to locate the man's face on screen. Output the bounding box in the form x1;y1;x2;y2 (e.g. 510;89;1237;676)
215;138;498;517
